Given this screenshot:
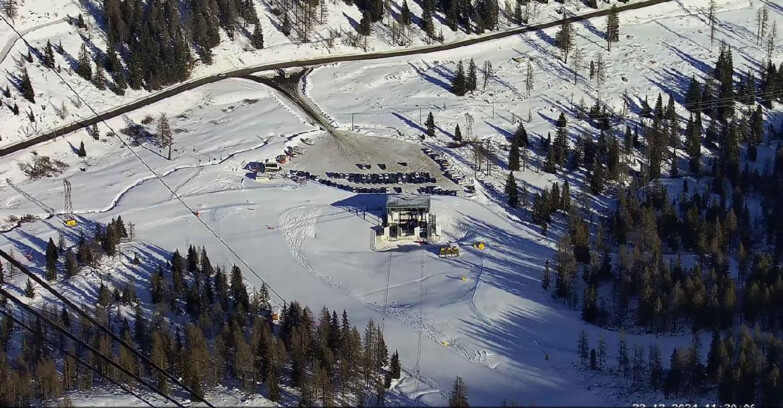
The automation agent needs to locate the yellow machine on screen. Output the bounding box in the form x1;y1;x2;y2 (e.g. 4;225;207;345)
461;275;468;282
473;242;485;250
439;244;460;258
65;219;77;227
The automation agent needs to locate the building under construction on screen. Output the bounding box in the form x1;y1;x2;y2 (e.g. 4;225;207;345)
382;195;438;242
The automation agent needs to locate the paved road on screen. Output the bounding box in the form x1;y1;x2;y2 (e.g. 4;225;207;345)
0;0;674;157
0;18;68;65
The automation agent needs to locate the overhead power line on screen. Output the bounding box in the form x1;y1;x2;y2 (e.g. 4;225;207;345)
0;249;213;408
0;286;181;407
0;10;286;306
0;308;157;408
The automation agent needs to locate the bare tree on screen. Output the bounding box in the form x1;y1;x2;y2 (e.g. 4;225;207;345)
570;46;583;84
525;59;534;96
595;52;606;89
708;0;717;46
767;21;777;62
3;0;17;21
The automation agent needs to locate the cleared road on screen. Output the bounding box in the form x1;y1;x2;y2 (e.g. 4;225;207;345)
0;0;674;157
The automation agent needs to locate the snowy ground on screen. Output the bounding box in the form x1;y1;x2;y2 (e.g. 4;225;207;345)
0;0;654;148
2;0;783;406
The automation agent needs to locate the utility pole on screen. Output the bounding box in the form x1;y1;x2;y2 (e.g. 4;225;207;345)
352;113;355;130
418;106;422;125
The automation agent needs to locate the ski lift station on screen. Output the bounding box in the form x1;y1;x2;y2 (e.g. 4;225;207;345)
382;195;439;242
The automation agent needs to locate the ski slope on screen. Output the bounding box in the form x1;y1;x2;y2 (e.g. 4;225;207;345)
0;0;782;405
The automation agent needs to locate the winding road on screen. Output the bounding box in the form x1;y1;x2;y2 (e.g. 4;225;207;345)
0;0;675;157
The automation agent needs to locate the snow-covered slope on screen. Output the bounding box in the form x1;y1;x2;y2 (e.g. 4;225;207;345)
1;0;782;406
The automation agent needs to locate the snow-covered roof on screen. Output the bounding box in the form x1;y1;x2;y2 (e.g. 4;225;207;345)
386;195;430;211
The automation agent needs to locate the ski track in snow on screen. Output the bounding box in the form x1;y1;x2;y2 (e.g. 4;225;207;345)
278;204;513;377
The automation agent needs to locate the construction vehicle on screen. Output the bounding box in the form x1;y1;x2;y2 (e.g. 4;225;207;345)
473;242;486;250
63;179;77;226
439;244;459;258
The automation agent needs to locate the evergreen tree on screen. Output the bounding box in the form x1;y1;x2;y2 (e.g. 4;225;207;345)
467;59;477;92
20;69;34;102
542;260;551;291
77;141;86;158
454;124;462;142
556;20;573;63
664;348;683;397
448;376;469;408
43;40;55;68
401;0;412;25
649;344;663;389
425;112;436;137
358;10;372;36
505;172;518;207
76;44;92;81
25;279;35;298
686;113;701;173
64;249;78;278
390;350;401;379
509;137;520;171
252;24;264;49
514;123;529;147
45;238;58;281
606;5;620;51
94;65;106;90
452;61;466;96
686;75;701;110
577;330;589;366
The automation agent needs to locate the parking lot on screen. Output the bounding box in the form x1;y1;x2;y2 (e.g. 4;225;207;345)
282;132;464;195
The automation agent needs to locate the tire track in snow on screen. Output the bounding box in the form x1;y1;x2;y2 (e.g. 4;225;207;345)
278;205;487;370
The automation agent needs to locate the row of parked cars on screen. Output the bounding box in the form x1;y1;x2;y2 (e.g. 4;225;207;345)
418;186;458;196
326;171;436;185
422;147;467;185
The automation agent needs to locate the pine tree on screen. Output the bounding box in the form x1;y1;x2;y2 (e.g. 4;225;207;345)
686;76;701;110
597;334;607;370
509;136;520;171
43;40;55;68
425;112;436;138
505;172;519;207
448;377;469;408
686;113;701;173
77;141;86;158
617;334;629;374
514;123;529;148
94;65;106;90
358;10;372;36
578;330;589;367
20;69;34;102
64;249;78;278
390;350;401;379
467;59;477;92
158;114;172;150
452;61;466;96
556;20;573;63
77;44;92;81
664;348;683;397
454;124;462;142
606;5;620;51
45;238;58;281
542;260;551;291
25;279;35;298
252;24;264;49
649;343;663;389
401;0;412;25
